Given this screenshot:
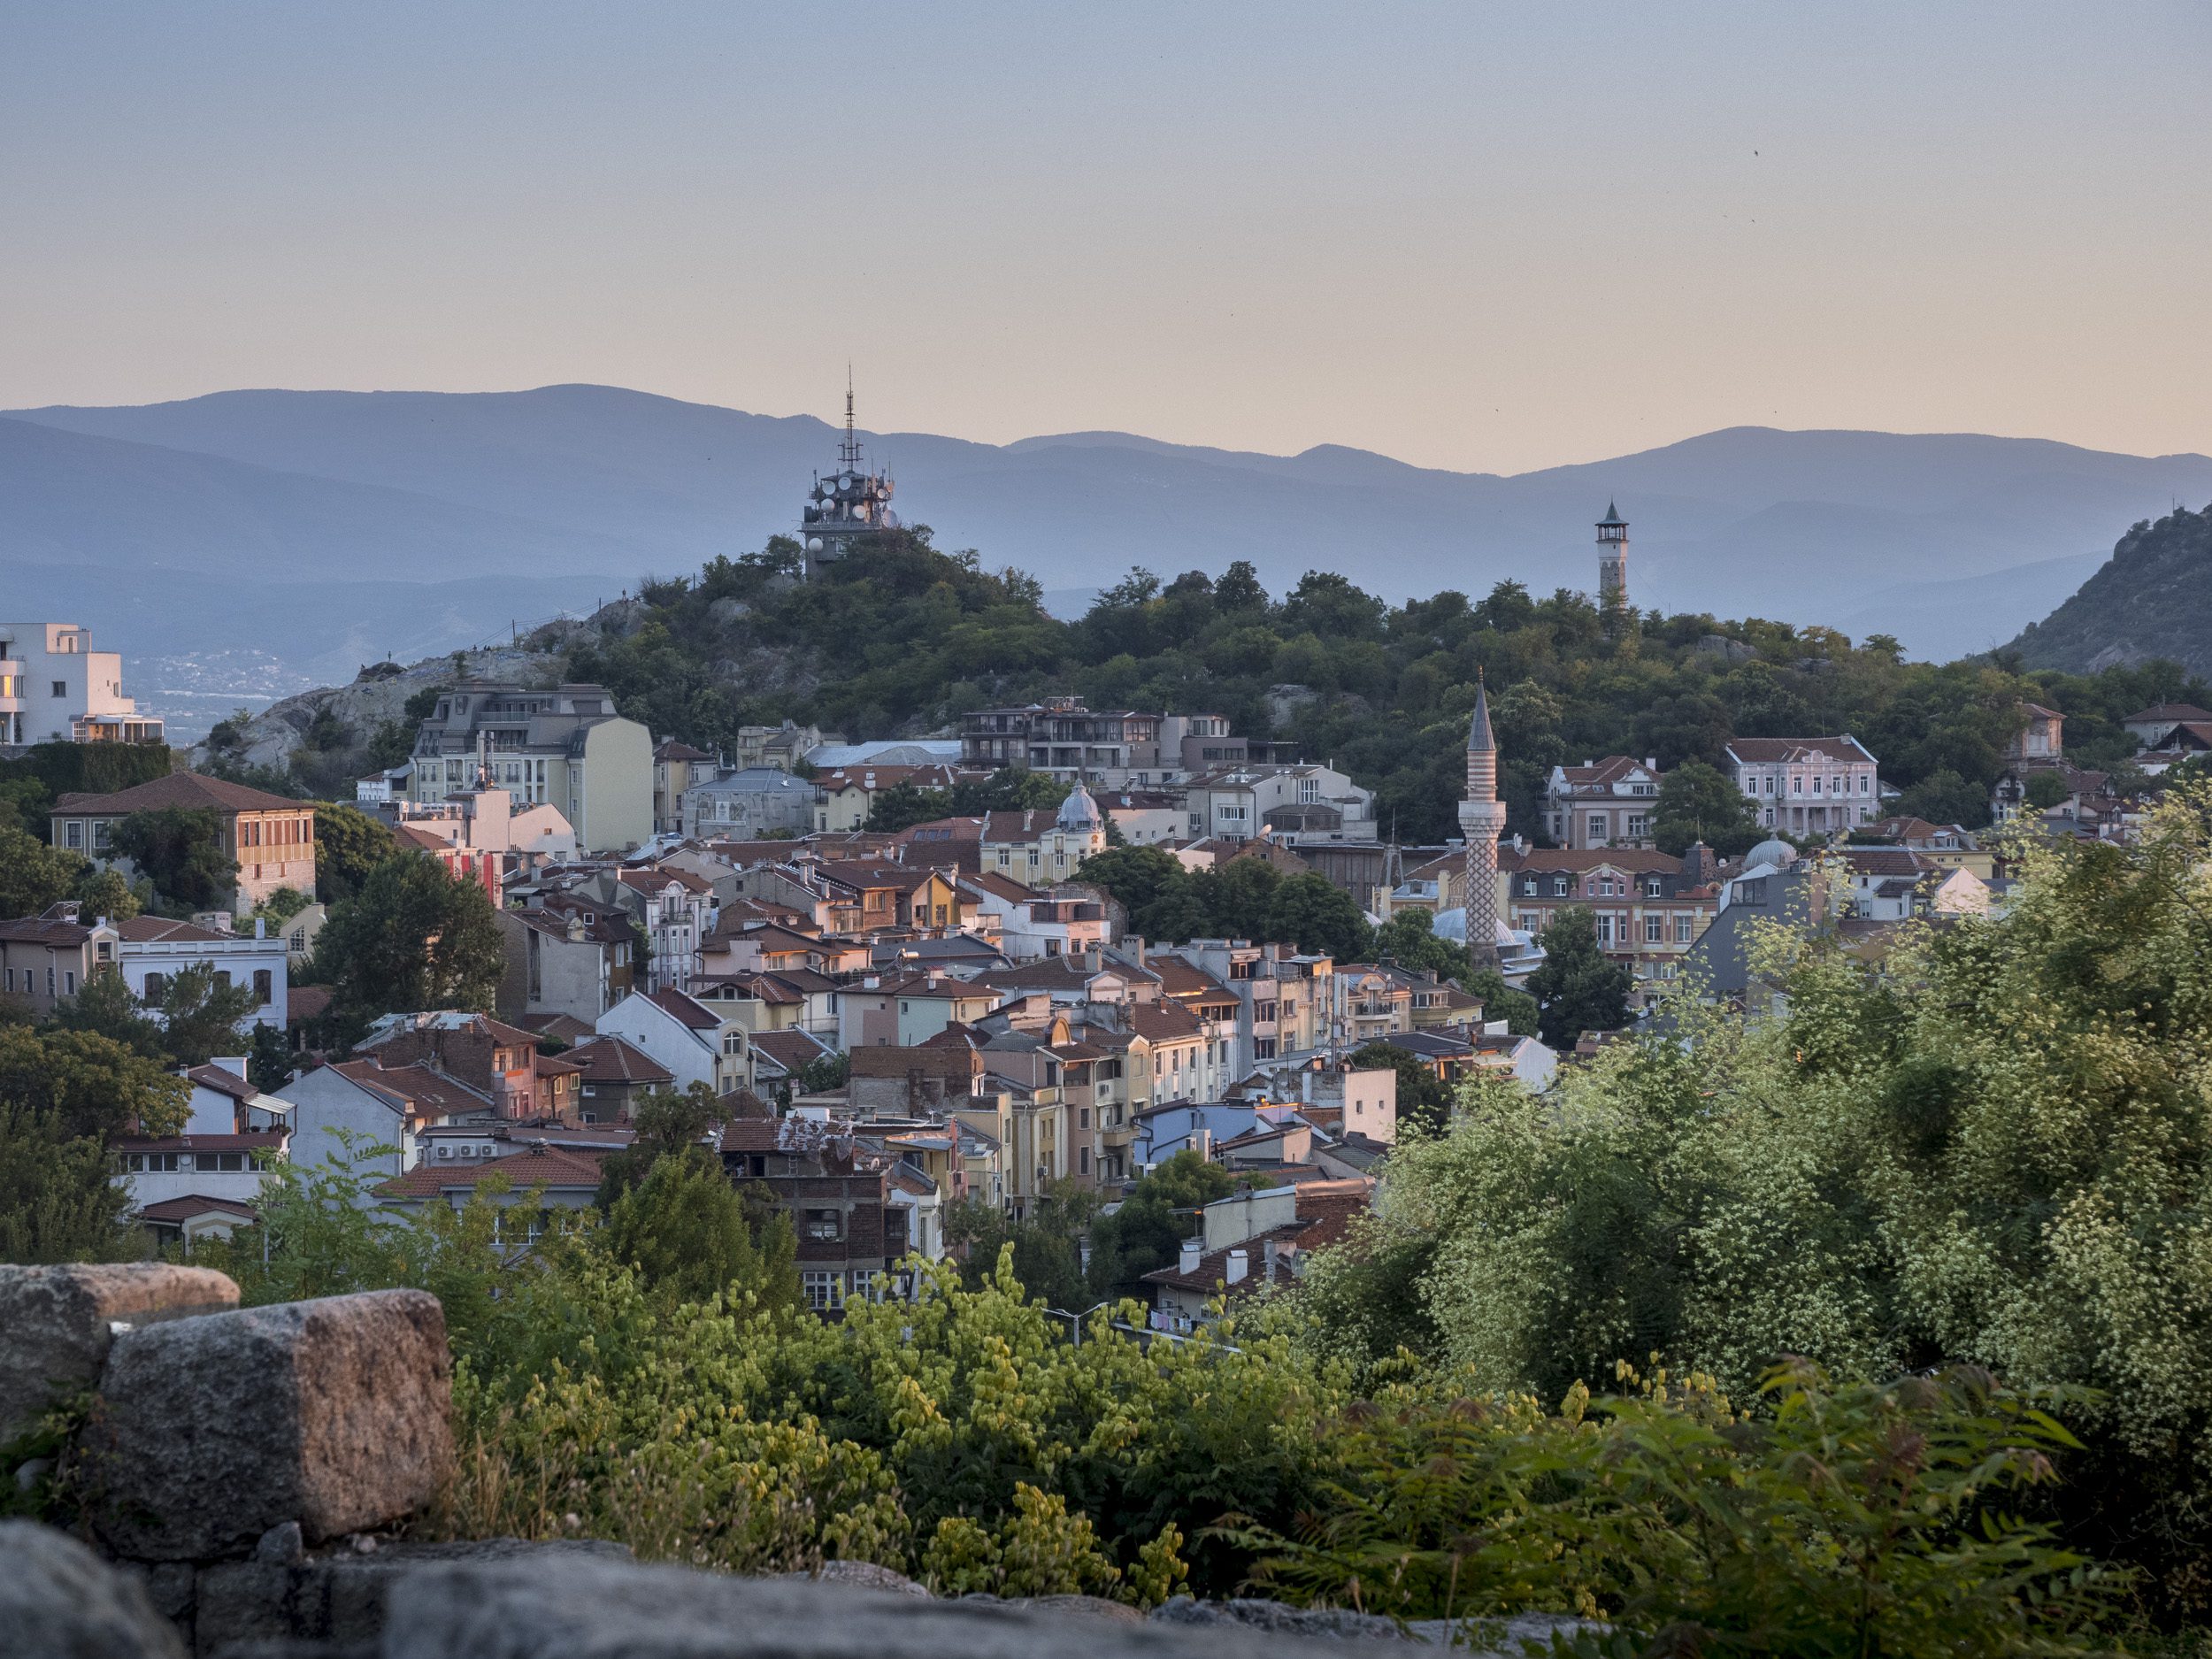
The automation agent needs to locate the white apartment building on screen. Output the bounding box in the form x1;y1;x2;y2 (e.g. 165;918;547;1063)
1544;757;1663;849
1180;763;1378;844
1724;737;1881;837
0;623;163;746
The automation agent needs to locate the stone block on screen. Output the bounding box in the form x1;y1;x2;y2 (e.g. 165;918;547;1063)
85;1290;453;1561
195;1540;627;1655
0;1263;238;1443
381;1557;1351;1659
0;1517;187;1659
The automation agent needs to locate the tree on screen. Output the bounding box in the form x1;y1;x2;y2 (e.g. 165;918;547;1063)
946;1178;1099;1309
46;968;166;1060
314;854;506;1022
1196;854;1284;941
249;1023;294;1094
1263;873;1372;962
1348;1040;1455;1138
601;1147;800;1311
151;963;266;1069
1086;1151;1238;1295
312;803;400;905
595;1082;723;1204
108;806;240;913
1076;845;1204;942
1651;758;1763;858
0;1105;142;1263
1525;907;1632;1048
1371;909;1471;983
0;825;86;920
864;782;953;833
2025;769;2071;810
1893;767;1989;829
73;865;143;923
1462;966;1540;1036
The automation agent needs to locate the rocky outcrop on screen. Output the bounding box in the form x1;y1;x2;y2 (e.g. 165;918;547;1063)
0;1263;239;1443
0;1519;186;1659
83;1290;454;1561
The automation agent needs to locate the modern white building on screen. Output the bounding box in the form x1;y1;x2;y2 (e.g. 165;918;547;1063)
0;623;164;747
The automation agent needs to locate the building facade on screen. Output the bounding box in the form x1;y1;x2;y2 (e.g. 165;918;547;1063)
50;772;316;913
406;681;651;853
1724;736;1881;836
0;623;164;746
1544;757;1663;849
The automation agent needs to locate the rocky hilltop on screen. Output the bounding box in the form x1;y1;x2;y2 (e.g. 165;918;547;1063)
2010;503;2212;676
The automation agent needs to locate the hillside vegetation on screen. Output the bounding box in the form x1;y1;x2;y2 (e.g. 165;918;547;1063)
552;527;2202;843
2013;503;2212;677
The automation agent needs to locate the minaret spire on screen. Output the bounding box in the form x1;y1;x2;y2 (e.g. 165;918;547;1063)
1458;666;1506;967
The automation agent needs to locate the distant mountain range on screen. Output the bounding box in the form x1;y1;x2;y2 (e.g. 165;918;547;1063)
6;385;2209;732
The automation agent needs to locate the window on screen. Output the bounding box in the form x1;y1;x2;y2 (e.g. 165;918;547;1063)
214;971;232;992
721;1030;743;1055
803;1207;841;1241
253;969;272;1005
1626;815;1647;839
1079;1108;1090;1128
51;680;67;698
1587;813;1608;840
1859;773;1870;795
1645;915;1663;944
802;1270;843;1311
1551;876;1569;896
1645;876;1663;897
1253;1038;1277;1061
63;971;76;996
1594;914;1614;946
65;820;83;849
92;820;111;850
1079;1147;1092;1174
142;972;165;1002
1676;914;1694;944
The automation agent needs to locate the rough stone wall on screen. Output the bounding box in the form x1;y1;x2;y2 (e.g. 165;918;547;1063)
0;1263;1586;1659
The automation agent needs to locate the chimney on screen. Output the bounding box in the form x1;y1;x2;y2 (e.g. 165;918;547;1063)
1179;1238;1202;1275
1263;1236;1279;1281
1644;757;1657;770
1225;1248;1248;1285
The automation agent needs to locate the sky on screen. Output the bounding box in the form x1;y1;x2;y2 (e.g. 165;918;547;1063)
2;2;2207;475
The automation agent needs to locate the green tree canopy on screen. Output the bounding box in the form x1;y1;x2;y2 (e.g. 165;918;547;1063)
1525;906;1632;1048
312;802;401;905
0;825;86;920
1262;873;1372;962
1650;757;1762;857
313;853;506;1024
601;1147;801;1312
1085;1150;1238;1295
109;806;239;913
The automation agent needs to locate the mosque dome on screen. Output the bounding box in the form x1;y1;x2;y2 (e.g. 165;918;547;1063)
1056;780;1103;833
1743;836;1798;871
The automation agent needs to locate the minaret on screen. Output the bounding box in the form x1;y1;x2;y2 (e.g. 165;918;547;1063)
1458;671;1507;965
1597;500;1629;613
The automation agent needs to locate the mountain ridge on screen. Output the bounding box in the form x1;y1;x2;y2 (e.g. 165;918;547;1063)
8;386;2210;706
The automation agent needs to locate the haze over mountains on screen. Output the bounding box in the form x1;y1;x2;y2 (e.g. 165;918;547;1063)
7;385;2208;733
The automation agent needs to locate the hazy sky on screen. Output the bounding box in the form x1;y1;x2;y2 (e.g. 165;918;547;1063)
4;2;2207;473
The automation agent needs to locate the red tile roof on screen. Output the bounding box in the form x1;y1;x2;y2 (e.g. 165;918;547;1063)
564;1036;674;1085
55;772;309;817
377;1145;607;1199
114;917;237;943
135;1194;261;1224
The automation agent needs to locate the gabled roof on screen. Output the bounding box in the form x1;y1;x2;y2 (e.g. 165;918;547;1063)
2123;703;2212;725
1503;848;1686;876
116;1131;287;1152
1723;735;1877;766
377;1145;608;1199
55;772;308;817
183;1064;263;1102
518;1011;597;1043
644;987;722;1030
0;915;96;947
749;1028;838;1077
114;917;236;944
563;1035;674;1085
653;740;712;762
134;1194;261;1225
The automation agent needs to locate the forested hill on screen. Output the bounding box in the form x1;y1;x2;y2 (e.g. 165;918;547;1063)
406;529;2203;844
2010;504;2212;678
